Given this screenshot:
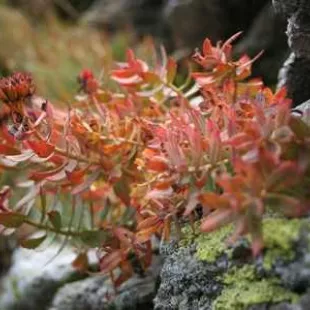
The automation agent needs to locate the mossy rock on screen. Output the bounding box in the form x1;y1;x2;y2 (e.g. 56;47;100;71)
155;217;310;310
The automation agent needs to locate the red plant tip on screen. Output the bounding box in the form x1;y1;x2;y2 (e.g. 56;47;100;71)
77;69;99;94
78;69;94;81
0;72;35;104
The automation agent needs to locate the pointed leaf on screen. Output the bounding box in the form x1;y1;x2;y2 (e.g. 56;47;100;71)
266;161;300;192
0;212;26;228
72;170;101;195
113;178;131;206
72;252;89;272
27;140;55;158
166;58;177;84
0;145;20;156
99;250;123;273
201;208;233;232
48;210;62;230
21;234;46;249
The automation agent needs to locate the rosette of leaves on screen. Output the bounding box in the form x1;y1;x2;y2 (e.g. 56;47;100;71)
0;33;309;288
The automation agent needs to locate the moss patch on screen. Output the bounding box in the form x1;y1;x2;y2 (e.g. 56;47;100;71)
179;222;233;262
195;225;233;262
213;265;298;310
187;217;305;265
262;218;304;270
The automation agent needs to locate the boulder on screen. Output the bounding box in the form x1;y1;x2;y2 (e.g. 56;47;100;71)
0;244;87;310
0;241;162;310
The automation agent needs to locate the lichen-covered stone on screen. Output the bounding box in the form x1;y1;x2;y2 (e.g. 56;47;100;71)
154;244;226;310
154;217;310;310
214;266;298;310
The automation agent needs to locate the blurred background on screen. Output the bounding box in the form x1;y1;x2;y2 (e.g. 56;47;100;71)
0;0;289;103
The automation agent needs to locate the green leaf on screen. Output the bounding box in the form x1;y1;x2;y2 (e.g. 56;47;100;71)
113;177;131;206
20;234;46;249
40;188;47;224
0;212;26;228
48;210;62;230
80;230;108;247
289;116;310;139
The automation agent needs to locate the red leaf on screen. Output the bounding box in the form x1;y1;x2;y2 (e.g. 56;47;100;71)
166;58;177;84
72;171;100;195
27;140;55;158
0;145;20;156
201;208;233;232
266;161;300;192
66;169;85;185
99;250;124;273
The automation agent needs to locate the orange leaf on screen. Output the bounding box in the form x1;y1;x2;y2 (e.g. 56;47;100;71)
137;216;161;230
166;58;177;84
72;252;89;272
198;193;230;210
146;157;169;172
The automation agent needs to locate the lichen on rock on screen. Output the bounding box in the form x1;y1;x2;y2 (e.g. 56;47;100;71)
213;265;298;310
262;218;304;270
155;216;310;310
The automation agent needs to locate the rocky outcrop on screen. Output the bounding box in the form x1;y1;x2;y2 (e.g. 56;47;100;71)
82;0;167;38
274;0;310;107
0;243;162;310
0;244;87;310
49;255;162;310
154;218;310;310
82;0;287;84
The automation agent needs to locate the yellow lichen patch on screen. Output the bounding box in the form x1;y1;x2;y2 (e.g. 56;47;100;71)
262;218;305;270
195;224;233;262
213;265;299;310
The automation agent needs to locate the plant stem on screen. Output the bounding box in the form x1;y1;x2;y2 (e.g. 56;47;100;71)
24;218;96;238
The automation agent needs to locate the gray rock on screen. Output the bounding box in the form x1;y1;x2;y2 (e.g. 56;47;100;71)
274;0;310;106
49;255;163;310
154;245;226;310
154;221;310;310
82;0;287;84
291;99;310;124
233;3;288;85
273;0;310;17
0;244;86;310
82;0;167;37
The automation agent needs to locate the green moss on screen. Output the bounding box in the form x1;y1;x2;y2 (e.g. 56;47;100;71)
262;218;304;270
179;222;232;262
213;265;298;310
195;225;233;262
